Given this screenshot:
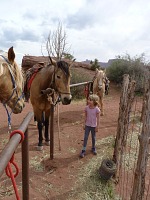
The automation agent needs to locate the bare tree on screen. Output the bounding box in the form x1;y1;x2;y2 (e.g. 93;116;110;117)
46;22;71;60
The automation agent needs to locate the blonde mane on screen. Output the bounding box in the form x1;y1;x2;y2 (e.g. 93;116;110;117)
0;47;25;114
0;53;24;88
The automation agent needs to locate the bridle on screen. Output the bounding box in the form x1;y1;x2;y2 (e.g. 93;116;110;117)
50;62;71;95
0;55;24;128
96;72;105;90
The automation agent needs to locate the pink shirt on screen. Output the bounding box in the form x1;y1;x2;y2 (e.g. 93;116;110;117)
85;106;100;127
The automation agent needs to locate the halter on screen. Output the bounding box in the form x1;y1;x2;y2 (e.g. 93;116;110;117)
51;63;71;95
96;71;105;90
0;55;24;129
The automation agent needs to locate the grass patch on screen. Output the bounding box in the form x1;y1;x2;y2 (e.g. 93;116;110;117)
30;154;48;172
67;136;118;200
0;185;14;198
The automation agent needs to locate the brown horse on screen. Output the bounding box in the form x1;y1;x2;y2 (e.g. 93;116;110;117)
93;69;106;116
24;59;72;150
0;47;25;114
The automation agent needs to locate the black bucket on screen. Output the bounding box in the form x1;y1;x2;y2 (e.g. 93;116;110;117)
99;159;116;181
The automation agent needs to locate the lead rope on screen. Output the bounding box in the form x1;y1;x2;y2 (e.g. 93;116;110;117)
46;91;61;151
3;92;24;132
57;103;61;151
3;104;12;131
5;130;24;200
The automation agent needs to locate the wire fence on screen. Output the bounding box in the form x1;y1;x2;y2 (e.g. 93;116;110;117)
113;75;150;200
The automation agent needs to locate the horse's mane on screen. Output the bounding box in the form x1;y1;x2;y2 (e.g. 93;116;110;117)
12;61;24;87
0;53;23;87
57;61;70;76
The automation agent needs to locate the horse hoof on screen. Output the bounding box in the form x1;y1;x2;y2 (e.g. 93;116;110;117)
37;146;43;151
45;141;50;146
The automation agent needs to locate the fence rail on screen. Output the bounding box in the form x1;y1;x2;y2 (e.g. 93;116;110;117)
70;81;92;88
0;111;34;200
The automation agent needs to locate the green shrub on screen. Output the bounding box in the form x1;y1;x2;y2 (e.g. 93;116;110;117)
90;58;100;71
107;54;148;93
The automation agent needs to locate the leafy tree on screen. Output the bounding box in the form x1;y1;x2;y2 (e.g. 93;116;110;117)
90;58;100;71
62;52;75;60
107;53;148;92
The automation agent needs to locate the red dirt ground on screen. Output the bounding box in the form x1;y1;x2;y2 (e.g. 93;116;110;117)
0;83;121;200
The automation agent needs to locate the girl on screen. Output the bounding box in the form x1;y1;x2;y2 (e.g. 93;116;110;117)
80;94;100;158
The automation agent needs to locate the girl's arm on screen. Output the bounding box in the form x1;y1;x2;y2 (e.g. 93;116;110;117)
83;110;87;129
96;112;100;132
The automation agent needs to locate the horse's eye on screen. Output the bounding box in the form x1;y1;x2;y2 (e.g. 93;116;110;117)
57;75;61;79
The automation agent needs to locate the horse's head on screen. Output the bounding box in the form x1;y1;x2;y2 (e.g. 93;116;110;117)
0;47;25;113
53;60;72;105
95;69;106;90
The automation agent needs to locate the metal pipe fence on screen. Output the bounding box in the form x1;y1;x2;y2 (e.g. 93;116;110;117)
0;111;34;200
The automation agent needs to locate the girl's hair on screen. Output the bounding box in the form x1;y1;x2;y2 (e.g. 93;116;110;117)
88;94;99;106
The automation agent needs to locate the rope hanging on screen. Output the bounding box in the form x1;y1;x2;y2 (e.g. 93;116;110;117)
57;103;61;151
5;130;24;200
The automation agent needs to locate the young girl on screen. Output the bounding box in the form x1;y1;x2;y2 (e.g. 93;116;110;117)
80;94;100;158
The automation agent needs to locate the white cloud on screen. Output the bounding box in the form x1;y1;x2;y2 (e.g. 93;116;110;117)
1;0;150;64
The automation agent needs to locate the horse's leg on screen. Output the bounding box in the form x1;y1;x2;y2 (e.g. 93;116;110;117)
44;110;50;146
34;110;44;150
37;121;43;147
34;116;37;126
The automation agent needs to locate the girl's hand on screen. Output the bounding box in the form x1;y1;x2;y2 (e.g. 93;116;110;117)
95;127;98;132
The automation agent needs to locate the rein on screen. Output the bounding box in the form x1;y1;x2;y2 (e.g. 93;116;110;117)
0;55;24;129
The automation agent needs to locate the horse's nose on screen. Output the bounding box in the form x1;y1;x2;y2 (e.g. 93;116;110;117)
63;97;71;105
18;103;25;112
98;85;103;90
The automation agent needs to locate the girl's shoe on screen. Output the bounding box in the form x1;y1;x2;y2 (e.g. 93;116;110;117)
80;150;85;158
92;148;97;155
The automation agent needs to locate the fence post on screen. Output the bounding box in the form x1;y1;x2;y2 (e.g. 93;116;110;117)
131;78;150;200
22;129;29;200
113;74;136;180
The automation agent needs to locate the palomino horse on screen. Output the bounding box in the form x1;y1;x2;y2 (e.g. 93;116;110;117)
0;47;25;115
93;68;106;116
24;59;72;150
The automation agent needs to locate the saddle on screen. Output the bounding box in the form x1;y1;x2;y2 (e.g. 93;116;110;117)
24;63;44;102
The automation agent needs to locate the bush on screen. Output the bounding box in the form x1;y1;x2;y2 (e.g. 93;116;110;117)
90;58;100;71
106;54;148;93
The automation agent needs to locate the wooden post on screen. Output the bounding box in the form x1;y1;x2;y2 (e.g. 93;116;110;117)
113;74;136;180
50;93;54;159
131;78;150;200
22;129;29;200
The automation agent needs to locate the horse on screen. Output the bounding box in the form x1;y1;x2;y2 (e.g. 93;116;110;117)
105;77;110;95
24;59;72;150
0;47;25;115
93;68;106;116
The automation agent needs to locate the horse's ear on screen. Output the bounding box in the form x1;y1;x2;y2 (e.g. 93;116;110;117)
8;46;15;62
52;59;57;68
49;56;57;67
69;58;76;68
96;68;99;73
0;64;4;76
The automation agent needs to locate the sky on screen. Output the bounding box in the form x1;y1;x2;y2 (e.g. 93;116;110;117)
1;0;150;64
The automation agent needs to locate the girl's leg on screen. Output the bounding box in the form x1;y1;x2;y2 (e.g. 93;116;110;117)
83;126;90;150
91;127;97;154
80;126;90;158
